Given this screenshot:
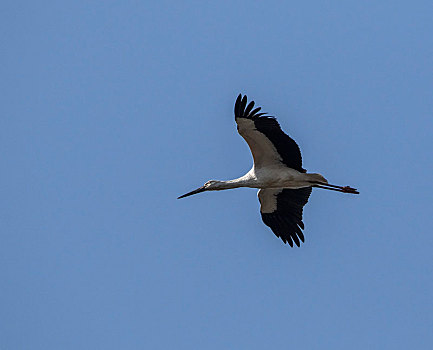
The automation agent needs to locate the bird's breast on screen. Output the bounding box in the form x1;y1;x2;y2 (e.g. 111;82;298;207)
253;166;304;188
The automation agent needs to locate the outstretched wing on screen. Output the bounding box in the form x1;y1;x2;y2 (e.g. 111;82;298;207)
234;94;305;172
258;187;312;247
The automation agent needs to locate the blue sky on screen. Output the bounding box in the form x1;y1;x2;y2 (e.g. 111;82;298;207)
2;1;433;349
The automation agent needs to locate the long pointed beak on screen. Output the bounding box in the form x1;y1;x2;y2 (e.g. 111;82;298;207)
177;186;206;199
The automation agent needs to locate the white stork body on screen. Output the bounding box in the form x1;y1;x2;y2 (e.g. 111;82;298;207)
208;166;326;190
178;94;358;247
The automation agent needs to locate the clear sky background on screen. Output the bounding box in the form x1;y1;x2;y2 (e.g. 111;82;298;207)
2;1;433;349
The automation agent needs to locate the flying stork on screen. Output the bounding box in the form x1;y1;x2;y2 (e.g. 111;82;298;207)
178;94;359;247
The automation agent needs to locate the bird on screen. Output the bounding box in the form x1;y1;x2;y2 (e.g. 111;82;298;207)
178;94;359;247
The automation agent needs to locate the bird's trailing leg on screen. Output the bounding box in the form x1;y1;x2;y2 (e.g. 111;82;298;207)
313;182;359;194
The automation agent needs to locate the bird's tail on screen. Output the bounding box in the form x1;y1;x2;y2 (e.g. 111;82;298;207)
306;173;328;184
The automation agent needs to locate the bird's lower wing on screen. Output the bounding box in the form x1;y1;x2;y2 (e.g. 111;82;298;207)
258;187;312;247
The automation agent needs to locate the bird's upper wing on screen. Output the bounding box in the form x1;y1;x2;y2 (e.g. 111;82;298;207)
234;94;305;171
258;187;312;247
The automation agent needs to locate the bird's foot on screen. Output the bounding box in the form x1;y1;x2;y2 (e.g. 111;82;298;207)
342;186;359;194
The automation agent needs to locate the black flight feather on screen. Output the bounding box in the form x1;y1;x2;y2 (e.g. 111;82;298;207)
234;94;305;173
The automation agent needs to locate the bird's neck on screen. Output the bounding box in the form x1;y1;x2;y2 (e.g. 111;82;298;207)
214;175;254;190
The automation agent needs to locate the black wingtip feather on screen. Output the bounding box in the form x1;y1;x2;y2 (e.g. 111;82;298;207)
235;94;242;116
240;95;247;115
249;107;262;117
297;230;305;243
286;237;294;247
292;234;300;247
244;101;255;116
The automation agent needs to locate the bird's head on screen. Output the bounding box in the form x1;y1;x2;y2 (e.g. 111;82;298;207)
177;180;222;199
204;180;222;189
